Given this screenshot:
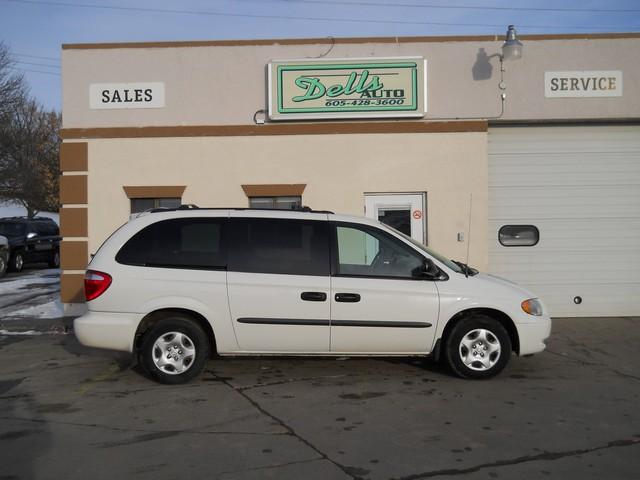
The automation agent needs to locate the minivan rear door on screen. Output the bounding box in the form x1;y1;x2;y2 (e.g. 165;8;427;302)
227;213;331;352
329;222;439;353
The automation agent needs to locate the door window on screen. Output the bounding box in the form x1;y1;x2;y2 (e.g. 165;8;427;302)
335;224;425;279
499;225;540;247
229;218;329;276
116;218;226;269
377;208;411;236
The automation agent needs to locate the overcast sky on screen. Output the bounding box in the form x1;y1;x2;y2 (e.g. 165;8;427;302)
1;0;639;110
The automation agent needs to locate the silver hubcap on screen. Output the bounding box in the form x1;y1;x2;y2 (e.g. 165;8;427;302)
152;332;196;375
15;255;23;270
459;328;501;371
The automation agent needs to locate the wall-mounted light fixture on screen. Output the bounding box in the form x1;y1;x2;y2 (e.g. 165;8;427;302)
491;25;524;116
428;25;524;121
502;25;523;62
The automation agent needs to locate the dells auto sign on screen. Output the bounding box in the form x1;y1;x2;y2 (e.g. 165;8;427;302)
268;57;427;120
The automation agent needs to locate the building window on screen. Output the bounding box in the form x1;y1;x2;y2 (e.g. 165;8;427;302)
499;225;540;247
131;197;181;214
249;196;302;210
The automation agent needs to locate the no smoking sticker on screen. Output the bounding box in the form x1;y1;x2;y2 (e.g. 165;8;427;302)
412;210;423;220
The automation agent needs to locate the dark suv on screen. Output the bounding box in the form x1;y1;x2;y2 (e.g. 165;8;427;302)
0;217;61;272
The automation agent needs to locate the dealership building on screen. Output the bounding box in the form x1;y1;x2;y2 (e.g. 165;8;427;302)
59;31;640;317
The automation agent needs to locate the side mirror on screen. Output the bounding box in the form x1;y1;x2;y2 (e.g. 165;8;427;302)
413;258;449;281
26;232;38;240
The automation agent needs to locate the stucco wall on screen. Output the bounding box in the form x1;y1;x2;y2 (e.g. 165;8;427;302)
63;36;640;128
87;131;489;269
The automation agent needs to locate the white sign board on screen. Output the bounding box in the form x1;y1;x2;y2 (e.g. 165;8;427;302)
90;82;165;109
545;71;622;98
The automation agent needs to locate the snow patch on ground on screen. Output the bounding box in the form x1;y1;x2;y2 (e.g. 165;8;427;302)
0;272;60;295
0;329;44;336
0;201;59;224
7;299;64;319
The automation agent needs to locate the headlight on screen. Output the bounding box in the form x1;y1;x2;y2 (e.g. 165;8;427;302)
521;298;543;316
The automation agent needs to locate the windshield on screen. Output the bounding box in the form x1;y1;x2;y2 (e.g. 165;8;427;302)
392;229;464;274
0;223;26;238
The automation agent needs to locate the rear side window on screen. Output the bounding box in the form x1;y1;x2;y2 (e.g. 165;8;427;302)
229;218;330;276
116;218;226;270
499;225;540;247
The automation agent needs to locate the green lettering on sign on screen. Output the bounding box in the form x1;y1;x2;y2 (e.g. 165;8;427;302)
292;71;383;102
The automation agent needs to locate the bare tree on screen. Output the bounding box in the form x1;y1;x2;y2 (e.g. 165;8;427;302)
0;99;61;217
0;42;27;118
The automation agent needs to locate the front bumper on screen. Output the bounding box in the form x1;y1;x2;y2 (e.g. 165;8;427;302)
74;311;143;352
516;315;552;356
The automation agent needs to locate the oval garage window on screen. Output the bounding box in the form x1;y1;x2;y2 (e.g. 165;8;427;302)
499;225;539;247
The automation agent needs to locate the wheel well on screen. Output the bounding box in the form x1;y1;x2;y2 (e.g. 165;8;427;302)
134;308;217;355
441;308;520;355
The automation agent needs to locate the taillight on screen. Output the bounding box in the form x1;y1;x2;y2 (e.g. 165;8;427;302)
84;270;112;301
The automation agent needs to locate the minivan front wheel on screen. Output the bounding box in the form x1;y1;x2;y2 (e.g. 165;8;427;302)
139;316;210;384
444;315;511;379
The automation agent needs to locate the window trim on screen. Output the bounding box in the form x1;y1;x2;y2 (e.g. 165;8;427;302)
329;221;431;281
498;224;540;247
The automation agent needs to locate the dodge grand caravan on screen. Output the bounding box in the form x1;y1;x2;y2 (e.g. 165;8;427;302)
75;207;551;384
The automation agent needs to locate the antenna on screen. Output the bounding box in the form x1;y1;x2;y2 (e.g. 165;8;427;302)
465;193;473;278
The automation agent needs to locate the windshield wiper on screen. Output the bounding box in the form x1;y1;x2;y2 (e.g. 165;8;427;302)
453;260;478;277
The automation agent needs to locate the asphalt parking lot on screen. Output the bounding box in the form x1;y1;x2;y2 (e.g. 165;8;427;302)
0;316;639;480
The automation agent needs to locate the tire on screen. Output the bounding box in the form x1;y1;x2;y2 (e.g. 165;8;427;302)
0;254;7;278
139;315;210;384
444;314;512;379
48;250;60;268
9;251;24;273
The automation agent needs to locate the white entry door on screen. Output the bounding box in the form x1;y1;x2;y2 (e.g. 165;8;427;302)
365;193;426;244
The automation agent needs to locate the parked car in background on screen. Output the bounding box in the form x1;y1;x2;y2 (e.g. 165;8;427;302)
75;207;552;384
0;235;8;278
0;217;61;272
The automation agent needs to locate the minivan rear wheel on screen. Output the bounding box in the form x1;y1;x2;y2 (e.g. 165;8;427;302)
139;315;210;384
444;314;511;379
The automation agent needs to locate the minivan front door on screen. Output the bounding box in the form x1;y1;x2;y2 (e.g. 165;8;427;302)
227;215;331;352
330;222;439;353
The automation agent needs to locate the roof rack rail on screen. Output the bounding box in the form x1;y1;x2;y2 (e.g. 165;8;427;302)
145;205;334;214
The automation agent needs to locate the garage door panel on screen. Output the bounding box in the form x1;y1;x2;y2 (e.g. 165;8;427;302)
489;126;640;317
530;284;640;317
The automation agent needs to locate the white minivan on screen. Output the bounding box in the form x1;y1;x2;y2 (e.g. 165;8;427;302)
75;208;551;384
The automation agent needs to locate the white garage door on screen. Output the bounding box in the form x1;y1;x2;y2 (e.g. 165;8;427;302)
489;125;640;317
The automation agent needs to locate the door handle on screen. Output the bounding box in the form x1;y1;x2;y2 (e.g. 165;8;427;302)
300;291;327;302
335;293;361;303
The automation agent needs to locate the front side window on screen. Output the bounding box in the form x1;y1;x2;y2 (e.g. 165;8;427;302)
131;197;181;214
335;224;425;279
499;225;540;247
249;196;302;210
116;218;226;269
228;218;329;276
